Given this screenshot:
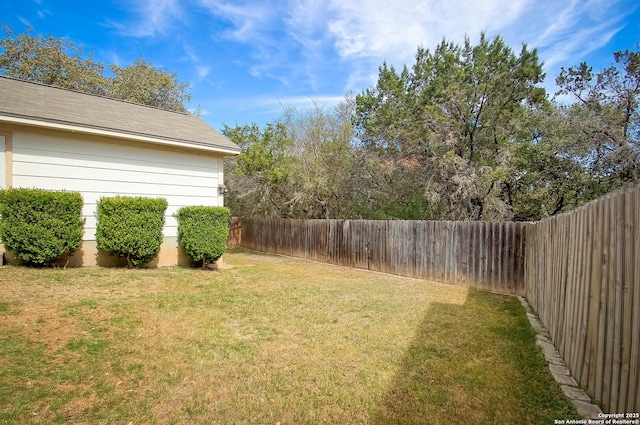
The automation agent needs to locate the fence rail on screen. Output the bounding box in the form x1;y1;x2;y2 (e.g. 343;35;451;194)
235;219;526;295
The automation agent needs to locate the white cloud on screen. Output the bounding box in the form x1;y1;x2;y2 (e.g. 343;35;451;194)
196;0;277;42
17;16;31;26
305;0;628;90
249;67;262;78
178;42;214;80
278;0;534;90
324;0;529;62
196;0;303;86
111;0;631;115
207;93;346;116
526;1;628;70
268;94;347;111
102;51;123;68
196;65;211;78
541;23;622;70
284;0;331;50
107;0;631;81
107;0;184;37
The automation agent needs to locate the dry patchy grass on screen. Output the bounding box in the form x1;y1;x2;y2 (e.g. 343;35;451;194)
0;250;579;424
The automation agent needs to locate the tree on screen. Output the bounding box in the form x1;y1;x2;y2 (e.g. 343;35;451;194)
506;47;640;221
108;58;191;113
555;46;640;192
509;115;595;221
277;100;358;218
0;25;191;112
0;24;106;95
355;33;548;220
223;122;294;217
223;97;359;219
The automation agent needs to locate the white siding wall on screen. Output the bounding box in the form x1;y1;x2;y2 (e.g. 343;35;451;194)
0;136;5;189
12;131;221;239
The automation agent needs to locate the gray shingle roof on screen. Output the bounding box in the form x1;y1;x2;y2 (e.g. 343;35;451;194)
0;76;240;154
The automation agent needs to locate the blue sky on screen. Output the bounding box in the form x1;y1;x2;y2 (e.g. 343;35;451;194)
2;0;639;131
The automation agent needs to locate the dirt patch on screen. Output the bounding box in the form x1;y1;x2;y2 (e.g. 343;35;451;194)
56;392;98;423
1;298;117;356
2;305;83;353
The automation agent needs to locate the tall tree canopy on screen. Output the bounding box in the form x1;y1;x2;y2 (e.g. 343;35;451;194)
555;47;640;191
108;58;191;113
3;25;635;220
509;46;640;220
0;24;106;95
224;37;639;222
0;25;191;112
355;34;547;220
223;121;294;217
223;99;358;219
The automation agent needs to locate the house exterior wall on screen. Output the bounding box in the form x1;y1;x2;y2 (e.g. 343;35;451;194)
0;135;5;189
7;125;224;239
0;124;228;267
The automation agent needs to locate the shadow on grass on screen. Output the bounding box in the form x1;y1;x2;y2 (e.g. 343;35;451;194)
371;290;581;425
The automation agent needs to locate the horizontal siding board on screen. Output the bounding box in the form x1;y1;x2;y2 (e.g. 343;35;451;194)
13;175;217;198
81;195;218;209
13;150;218;178
14;161;217;187
13;136;219;174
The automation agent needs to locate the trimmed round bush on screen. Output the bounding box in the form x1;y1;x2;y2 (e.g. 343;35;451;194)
96;196;168;268
175;206;230;268
0;188;84;266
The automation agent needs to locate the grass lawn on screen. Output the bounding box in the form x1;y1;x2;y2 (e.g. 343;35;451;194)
0;249;579;424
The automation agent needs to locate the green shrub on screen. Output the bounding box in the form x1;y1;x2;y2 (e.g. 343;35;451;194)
0;188;84;266
96;196;168;268
175;206;230;268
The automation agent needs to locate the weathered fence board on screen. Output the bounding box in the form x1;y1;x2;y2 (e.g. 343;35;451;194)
524;183;640;413
237;218;526;295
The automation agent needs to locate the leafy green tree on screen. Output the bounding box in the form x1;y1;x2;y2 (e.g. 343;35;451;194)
223;122;294;217
511;46;640;222
509;124;594;221
0;24;106;95
223;36;637;222
108;58;191;112
555;46;640;192
278;101;358;218
0;25;191;112
223;97;359;219
355;33;548;220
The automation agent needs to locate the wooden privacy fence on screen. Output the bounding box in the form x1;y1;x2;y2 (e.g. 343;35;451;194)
525;184;640;414
233;219;526;295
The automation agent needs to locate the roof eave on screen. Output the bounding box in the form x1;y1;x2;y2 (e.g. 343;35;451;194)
0;114;241;155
